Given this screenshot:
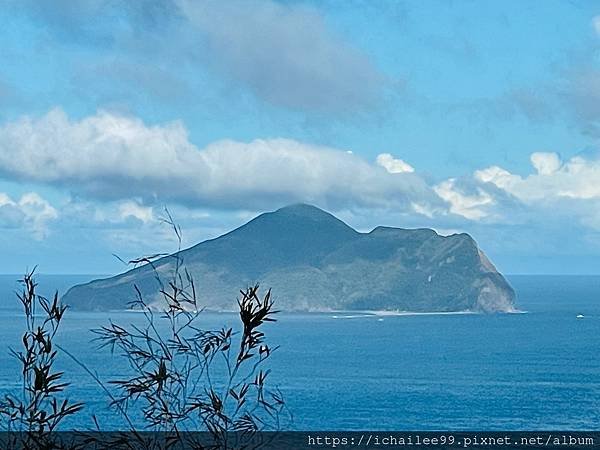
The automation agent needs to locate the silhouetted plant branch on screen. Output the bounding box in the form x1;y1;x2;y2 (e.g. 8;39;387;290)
88;210;287;448
0;211;287;449
0;270;83;448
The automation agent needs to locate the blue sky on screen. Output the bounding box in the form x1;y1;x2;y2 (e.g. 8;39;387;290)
1;0;600;274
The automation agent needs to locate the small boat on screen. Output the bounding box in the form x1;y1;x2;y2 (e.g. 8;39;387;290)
576;314;585;319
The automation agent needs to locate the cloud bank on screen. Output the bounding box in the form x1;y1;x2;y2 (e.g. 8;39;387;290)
3;109;600;243
0;192;57;239
439;151;600;236
0;109;438;212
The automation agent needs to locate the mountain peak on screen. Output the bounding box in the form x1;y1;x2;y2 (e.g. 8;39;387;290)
199;203;359;272
273;203;331;217
245;203;358;236
252;203;357;233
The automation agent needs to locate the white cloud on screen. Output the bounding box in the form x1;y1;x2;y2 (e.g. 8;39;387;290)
452;150;600;239
434;178;493;221
8;110;600;243
61;198;160;227
0;192;57;239
475;152;600;202
474;165;520;191
376;153;415;173
530;152;561;175
118;200;154;223
0;109;440;212
411;202;435;218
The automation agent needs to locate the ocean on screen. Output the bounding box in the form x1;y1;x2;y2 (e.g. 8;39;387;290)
0;274;599;430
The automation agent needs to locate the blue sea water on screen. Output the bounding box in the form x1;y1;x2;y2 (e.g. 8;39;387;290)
0;274;599;430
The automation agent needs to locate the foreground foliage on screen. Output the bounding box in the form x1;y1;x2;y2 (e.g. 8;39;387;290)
0;270;83;449
1;214;286;449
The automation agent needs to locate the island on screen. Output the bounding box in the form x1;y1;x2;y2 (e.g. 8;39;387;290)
63;204;517;313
